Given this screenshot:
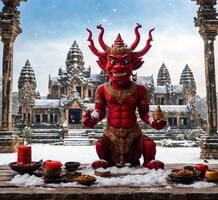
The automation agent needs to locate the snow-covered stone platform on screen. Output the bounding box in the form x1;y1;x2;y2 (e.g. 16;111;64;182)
0;163;218;200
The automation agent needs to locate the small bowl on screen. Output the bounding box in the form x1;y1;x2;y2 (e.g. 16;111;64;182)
74;175;96;186
9;162;41;174
65;162;80;172
43;167;62;179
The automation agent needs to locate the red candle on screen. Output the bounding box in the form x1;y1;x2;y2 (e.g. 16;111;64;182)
17;146;32;165
44;160;62;169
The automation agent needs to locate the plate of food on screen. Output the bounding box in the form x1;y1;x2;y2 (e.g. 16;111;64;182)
74;174;97;186
168;169;195;183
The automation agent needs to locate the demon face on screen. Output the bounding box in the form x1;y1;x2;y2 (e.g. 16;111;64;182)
87;24;154;83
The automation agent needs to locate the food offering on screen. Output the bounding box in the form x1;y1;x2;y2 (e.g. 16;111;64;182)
152;105;165;121
9;161;41;174
43;160;62;180
194;163;208;177
205;169;218;182
74;175;97;186
171;169;193;177
168;168;196;183
9;145;41;174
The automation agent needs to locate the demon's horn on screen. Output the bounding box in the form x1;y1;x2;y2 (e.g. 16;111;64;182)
133;28;155;58
87;28;106;58
97;24;109;51
130;23;142;50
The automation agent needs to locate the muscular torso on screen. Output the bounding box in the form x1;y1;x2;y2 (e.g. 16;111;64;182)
95;81;149;129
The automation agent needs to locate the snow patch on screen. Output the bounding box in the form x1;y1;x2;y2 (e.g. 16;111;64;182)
10;174;44;187
176;181;216;189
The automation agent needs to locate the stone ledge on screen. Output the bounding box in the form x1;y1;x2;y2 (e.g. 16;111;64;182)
0;187;218;200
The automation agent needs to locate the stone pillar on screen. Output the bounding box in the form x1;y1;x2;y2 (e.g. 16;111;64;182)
1;42;14;130
0;0;27;152
40;113;43;123
203;35;217;134
192;0;218;159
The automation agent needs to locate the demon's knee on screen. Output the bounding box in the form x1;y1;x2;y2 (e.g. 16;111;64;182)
96;139;105;159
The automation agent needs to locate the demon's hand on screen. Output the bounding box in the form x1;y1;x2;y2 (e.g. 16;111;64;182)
82;109;98;128
151;119;167;130
143;160;165;170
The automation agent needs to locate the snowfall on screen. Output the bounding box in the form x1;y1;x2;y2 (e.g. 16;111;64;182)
1;144;218;189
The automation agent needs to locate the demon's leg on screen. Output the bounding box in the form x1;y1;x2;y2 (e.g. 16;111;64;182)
92;138;114;169
143;135;156;166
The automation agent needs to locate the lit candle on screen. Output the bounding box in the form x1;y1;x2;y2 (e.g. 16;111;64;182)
44;160;62;169
17;145;32;165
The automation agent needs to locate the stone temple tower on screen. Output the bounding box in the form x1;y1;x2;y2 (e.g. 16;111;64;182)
157;63;171;86
18;60;37;122
66;40;85;76
180;64;196;102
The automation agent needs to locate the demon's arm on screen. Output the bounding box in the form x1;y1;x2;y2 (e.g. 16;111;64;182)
83;85;106;128
137;85;150;125
137;85;166;130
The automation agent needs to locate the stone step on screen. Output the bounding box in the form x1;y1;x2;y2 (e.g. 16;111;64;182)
63;140;95;146
32;129;62;133
31;139;61;144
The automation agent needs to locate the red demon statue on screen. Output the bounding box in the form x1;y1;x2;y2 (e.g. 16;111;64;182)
83;24;166;169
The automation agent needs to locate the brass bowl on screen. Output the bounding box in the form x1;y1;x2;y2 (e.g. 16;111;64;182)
43;167;62;179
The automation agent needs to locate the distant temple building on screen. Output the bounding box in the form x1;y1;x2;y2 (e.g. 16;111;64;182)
17;41;200;129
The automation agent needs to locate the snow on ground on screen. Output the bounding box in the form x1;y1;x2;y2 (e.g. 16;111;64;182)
1;144;218;165
4;144;218;189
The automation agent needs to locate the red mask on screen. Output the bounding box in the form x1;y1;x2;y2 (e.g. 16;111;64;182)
87;24;154;83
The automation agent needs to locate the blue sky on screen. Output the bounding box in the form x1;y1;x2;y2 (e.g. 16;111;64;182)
0;0;217;97
18;0;196;39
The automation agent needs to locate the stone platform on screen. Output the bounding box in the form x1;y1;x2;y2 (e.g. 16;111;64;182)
1;164;218;200
200;135;218;159
0;130;20;153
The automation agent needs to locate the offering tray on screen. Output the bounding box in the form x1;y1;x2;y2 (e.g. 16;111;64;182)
9;162;41;174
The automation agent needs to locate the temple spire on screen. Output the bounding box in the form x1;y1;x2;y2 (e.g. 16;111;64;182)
157;63;171;86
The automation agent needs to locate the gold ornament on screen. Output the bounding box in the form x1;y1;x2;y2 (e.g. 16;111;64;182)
153;105;165;121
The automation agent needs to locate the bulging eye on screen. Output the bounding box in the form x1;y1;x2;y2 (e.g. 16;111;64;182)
121;59;128;65
110;59;116;65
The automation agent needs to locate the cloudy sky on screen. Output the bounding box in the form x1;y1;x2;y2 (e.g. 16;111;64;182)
0;0;217;97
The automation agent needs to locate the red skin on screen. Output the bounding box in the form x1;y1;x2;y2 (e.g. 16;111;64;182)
84;26;166;169
95;82;149;129
83;53;166;169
